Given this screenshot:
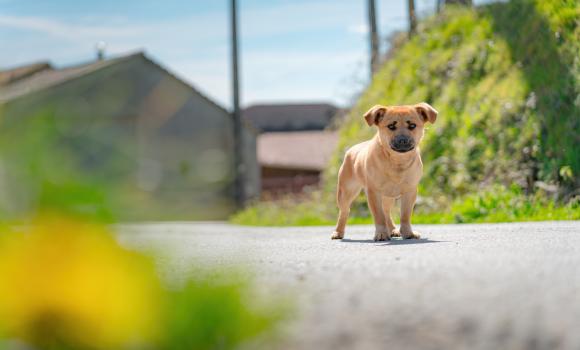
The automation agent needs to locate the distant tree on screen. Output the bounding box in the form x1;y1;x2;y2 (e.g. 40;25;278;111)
408;0;417;35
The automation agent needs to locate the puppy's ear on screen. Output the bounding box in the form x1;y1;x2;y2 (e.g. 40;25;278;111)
415;102;438;124
363;105;387;126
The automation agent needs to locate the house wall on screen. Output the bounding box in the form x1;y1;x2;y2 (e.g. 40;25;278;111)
0;55;259;219
261;166;320;196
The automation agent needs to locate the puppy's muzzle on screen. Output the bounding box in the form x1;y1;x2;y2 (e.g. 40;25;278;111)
391;135;415;153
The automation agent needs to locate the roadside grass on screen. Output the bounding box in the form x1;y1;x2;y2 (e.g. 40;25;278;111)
231;186;580;226
415;185;580;224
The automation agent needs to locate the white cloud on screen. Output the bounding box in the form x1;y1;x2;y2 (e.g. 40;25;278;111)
0;1;373;107
348;23;369;35
0;0;364;45
0;14;143;41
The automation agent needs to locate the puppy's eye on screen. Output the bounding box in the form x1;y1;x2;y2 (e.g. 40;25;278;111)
387;124;397;131
408;123;416;130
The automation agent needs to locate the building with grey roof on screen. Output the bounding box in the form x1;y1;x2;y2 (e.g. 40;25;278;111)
0;52;259;219
241;103;342;196
258;130;338;195
242;103;339;132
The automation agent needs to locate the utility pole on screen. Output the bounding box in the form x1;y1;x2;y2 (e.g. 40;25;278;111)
408;0;417;36
230;0;245;207
367;0;379;79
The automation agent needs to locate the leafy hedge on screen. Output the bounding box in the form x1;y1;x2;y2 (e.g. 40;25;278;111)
326;0;579;199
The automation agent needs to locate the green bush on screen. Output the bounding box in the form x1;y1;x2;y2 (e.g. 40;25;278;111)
0;113;122;223
328;0;579;199
163;275;287;350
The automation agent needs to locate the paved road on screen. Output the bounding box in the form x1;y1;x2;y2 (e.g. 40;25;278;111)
118;221;580;350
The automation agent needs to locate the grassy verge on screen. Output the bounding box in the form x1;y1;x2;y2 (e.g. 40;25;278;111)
231;186;580;226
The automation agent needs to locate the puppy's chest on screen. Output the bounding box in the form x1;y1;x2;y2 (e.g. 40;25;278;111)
371;166;421;196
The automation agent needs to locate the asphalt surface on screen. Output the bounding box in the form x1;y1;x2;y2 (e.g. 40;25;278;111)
118;221;580;350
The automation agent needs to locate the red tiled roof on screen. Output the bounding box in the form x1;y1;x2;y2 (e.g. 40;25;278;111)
0;53;142;103
258;130;338;171
0;62;52;86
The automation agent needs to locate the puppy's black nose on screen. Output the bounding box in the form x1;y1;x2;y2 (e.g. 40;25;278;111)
392;135;415;152
395;136;410;146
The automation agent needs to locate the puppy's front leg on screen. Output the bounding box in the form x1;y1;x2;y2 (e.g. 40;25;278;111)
382;196;399;237
399;189;421;239
366;189;391;241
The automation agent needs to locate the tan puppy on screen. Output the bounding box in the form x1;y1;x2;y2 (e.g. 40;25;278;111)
331;103;438;241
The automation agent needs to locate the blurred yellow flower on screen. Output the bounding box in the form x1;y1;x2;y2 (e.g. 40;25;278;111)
0;215;162;349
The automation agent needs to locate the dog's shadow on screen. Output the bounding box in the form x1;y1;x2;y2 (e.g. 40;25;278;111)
339;238;443;246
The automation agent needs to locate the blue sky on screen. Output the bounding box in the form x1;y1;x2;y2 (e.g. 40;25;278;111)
0;0;485;108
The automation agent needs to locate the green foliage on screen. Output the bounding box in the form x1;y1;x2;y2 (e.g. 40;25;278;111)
329;0;579;198
234;0;580;226
0;109;233;222
231;193;336;226
232;185;579;226
416;185;580;223
0;113;123;222
0;217;289;350
482;0;580;188
162;275;288;350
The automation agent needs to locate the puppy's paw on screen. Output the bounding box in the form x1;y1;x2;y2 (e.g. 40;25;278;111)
331;231;344;240
374;230;391;241
390;229;402;238
400;228;421;239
